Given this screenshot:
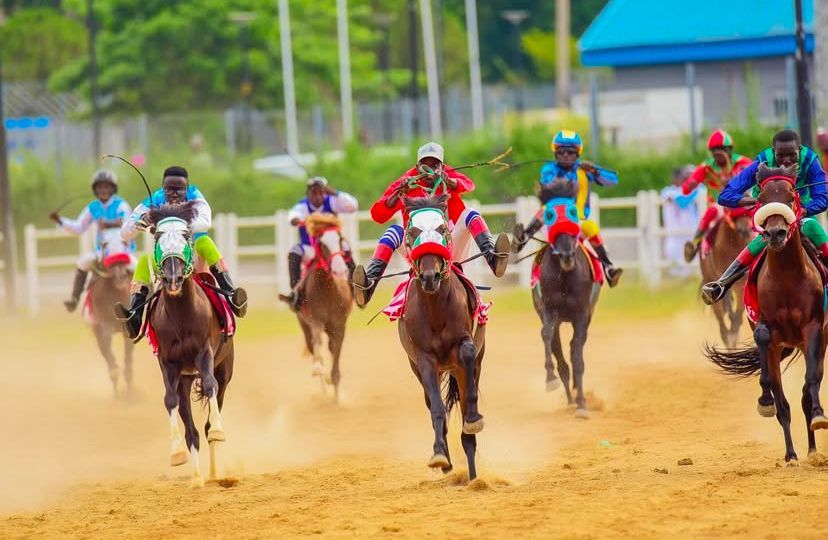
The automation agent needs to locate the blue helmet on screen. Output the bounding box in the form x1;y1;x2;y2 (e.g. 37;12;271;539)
551;130;583;154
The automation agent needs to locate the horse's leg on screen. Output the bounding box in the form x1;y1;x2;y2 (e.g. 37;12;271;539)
123;329;135;398
310;324;325;377
206;359;232;480
459;337;484;434
160;360;188;467
541;312;561;392
194;346;225;443
415;354;449;470
570;313;590;418
728;288;745;347
755;323;776;417
453;369;478;481
93;324;119;397
326;323;345;401
177;376;203;487
713;297;733;348
803;322;828;435
768;345;798;463
553;323;573;404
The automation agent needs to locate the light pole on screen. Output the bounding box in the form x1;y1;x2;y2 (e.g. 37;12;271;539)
0;57;17;312
278;0;299;156
230;12;255;153
464;0;484;131
501;9;529;112
408;0;420;136
420;0;442;139
86;0;100;160
336;0;354;142
795;0;813;146
374;13;396;143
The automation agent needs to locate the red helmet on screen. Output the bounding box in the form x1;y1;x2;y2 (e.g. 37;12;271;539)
707;130;733;150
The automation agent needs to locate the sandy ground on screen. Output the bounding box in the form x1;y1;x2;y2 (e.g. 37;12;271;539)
2;284;828;539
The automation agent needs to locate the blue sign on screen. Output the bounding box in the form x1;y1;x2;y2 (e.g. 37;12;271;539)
5;116;51;130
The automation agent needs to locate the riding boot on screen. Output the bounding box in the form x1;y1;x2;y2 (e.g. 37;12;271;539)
114;285;149;340
474;232;510;277
210;265;248;318
352;258;388;308
64;269;88;312
286;251;303;312
701;259;749;305
593;244;623;287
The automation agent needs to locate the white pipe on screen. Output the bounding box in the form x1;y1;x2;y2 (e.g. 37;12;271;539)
278;0;299;155
336;0;354;141
464;0;484;131
419;0;443;139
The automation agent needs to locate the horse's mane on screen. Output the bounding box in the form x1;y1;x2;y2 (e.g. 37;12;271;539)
756;163;796;183
147;201;197;225
305;213;341;236
537;180;578;204
403;193;449;212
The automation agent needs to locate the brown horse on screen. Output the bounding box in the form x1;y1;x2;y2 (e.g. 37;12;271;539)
700;207;754;347
705;165;828;464
398;194;486;480
291;214;353;401
145;203;234;486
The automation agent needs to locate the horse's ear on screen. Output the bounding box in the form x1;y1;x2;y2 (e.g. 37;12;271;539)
435;193;450;206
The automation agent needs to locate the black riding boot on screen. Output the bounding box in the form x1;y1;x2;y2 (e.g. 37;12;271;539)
701;259;749;305
593;244;623;287
211;265;248;318
474;232;510;277
352;258;388;308
114;285;149;340
286;251;303;312
513;219;543;254
64;269;88;312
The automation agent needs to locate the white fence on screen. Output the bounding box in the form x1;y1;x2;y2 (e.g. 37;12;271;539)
13;191;703;315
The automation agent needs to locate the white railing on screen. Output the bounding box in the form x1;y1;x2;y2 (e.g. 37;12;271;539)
12;191;703;315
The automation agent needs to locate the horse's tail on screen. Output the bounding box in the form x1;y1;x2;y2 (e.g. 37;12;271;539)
703;342;761;377
443;374;461;416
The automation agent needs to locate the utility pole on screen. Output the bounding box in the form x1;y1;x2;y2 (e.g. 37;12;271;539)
408;0;420;136
420;0;442;139
0;58;17;312
464;0;484;131
278;0;299;155
229;12;256;153
795;0;813;146
336;0;354;142
555;0;571;108
86;0;100;160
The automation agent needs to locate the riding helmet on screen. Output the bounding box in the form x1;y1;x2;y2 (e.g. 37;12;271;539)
551;130;583;154
707;129;733;150
91;169;118;192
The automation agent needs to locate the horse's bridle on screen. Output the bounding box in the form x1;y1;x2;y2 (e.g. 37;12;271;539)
311;226;347;273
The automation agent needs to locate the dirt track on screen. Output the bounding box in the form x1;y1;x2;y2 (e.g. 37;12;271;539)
3;286;828;539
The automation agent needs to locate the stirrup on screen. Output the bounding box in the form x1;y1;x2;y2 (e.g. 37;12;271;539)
352;266;375;307
684;241;698;263
64;298;79;313
701;282;725;305
606;267;623;288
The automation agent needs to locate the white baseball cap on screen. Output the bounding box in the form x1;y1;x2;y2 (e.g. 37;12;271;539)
417;141;444;163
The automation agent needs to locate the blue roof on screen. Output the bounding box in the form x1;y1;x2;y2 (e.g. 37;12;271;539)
579;0;814;67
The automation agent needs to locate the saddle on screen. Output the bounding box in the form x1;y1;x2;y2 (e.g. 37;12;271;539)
83;253;134;324
701;207;751;260
530;241;604;290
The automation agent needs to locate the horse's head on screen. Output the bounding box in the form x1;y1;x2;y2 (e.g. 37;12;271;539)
726;208;754;242
148;203;196;296
306;214;349;277
754;164;800;252
541;196;581;272
404;193;451;294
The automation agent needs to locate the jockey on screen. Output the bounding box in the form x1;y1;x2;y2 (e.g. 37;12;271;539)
115;166;248;339
284;176;358;310
682;130;753;262
352;141;510;307
513;130;622;287
49;169;134;312
702;129;828;304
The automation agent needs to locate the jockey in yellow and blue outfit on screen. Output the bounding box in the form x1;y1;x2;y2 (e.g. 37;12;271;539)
513;130;622;287
114;166;247;339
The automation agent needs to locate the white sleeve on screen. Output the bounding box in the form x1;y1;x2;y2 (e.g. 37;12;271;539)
117;199;133;219
121;202;149;241
59;206;93;235
189;198;212;233
331;191;358;214
287;202;308;223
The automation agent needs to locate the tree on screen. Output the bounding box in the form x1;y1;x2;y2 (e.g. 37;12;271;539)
521;29;579;81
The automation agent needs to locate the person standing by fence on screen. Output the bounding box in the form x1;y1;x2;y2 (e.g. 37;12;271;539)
660;165;701;278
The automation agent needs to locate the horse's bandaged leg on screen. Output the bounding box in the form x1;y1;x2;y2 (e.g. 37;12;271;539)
169;407;188;466
207;394;226;442
189;444;204;487
194;235;223;267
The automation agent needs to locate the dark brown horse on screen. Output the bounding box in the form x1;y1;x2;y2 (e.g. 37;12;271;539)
145;203;234;486
398;194;486;480
706;165;827;464
700;208;755;347
292;214;353;401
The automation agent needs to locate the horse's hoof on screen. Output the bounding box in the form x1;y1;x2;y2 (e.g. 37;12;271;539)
428;453;450;469
786;459;799;467
207;428;226;443
170;449;189;467
311;361;324;377
441;463;454;474
810;416;828;430
463;417;485;435
546;379;561;392
757;403;777;417
191;476;205;488
574;408;589;419
324;372;333;385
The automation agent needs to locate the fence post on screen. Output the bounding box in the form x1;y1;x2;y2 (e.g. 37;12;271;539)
275;210;292;297
515;196;537;287
341;212;359;263
225;213;239;276
590;192;600;226
24;225;39;316
635;191;655;288
647;190;662;287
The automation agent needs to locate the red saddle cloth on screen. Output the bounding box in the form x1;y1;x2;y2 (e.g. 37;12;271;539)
701;207;752;260
530;241;604;289
146;273;236;356
381;265;492;325
744;248;828;324
83;253;134;325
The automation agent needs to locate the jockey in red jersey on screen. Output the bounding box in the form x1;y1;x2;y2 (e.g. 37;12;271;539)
352;141;510;307
682;129;753;262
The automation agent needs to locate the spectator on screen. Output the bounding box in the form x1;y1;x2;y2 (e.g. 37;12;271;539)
661;165;703;277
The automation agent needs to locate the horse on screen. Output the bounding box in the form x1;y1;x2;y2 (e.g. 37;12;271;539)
291;213;353;401
700;207;755;347
143;203;234;486
705;165;828;464
514;182;600;418
397;194;487;480
86;227;135;397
